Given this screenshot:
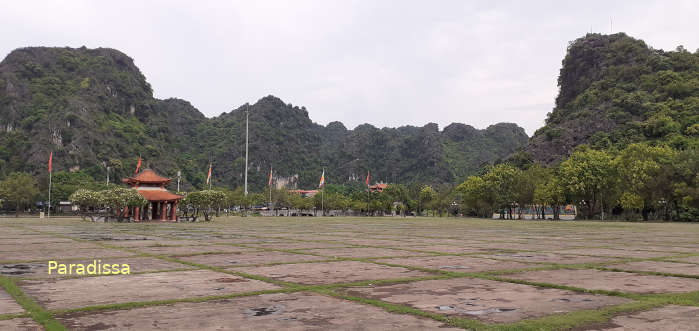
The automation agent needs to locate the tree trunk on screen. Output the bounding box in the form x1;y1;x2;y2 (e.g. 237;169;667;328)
641;208;649;221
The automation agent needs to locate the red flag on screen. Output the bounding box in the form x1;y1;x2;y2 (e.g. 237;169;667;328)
268;167;273;187
48;152;53;173
319;169;325;188
206;162;212;184
366;170;370;187
135;156;142;175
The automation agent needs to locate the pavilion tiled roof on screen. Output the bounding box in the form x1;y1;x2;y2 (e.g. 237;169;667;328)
136;189;183;202
122;169;171;184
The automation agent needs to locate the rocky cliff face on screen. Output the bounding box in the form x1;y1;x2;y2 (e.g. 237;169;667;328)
525;33;698;164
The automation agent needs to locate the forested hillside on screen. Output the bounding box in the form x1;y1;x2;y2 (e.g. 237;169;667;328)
526;33;698;163
0;47;528;194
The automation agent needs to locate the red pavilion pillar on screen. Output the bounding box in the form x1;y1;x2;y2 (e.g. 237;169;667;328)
133;206;140;222
161;202;167;221
170;201;178;221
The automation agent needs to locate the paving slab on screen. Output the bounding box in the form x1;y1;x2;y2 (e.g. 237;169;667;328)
584;305;699;330
398;244;501;254
138;245;257;256
484;252;620;265
0;248;134;263
180;251;327;267
0;318;42;330
298;247;431;258
607;261;699;276
19;269;281;310
0;242;105;252
345;277;629;323
237;261;431;285
0;288;25;314
673;256;699;264
552;248;673;259
375;256;533;272
57;292;459;330
507;269;699;294
1;256;192;278
244;241;352;250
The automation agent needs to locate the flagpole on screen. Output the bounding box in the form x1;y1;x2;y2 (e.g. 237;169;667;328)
244;106;249;197
321;167;324;217
48;151;52;219
48;171;52;219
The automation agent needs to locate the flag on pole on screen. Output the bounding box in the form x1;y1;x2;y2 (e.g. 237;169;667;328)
48;151;53;173
206;161;212;184
319;169;325;188
366;170;370;187
268;167;273;187
134;155;142;175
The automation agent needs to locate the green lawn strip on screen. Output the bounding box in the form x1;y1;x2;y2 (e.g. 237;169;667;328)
50;288;296;317
0;276;67;331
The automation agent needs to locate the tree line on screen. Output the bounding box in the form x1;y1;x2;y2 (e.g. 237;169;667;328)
1;142;696;221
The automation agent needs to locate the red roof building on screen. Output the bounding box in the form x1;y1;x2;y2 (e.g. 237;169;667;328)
122;169;183;222
368;183;387;192
289;189;319;198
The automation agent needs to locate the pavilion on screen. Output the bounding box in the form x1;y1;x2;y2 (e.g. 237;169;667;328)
122;169;183;222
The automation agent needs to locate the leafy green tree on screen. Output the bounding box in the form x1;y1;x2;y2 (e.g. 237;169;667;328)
419;185;436;216
456;176;492;218
534;175;566;220
0;172;40;217
185;190;227;221
483;164;521;219
69;189;102;221
99;187;148;222
615;143;677;220
559;146;616;219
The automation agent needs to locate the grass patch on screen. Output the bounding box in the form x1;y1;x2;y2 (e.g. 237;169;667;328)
0;276;66;330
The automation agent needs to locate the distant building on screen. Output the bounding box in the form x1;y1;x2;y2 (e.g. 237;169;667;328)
122;169;183;222
57;201;77;213
368;183;387;192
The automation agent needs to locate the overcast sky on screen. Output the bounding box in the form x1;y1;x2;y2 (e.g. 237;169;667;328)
2;1;697;135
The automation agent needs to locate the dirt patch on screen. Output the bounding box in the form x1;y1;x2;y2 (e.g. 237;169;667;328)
237;261;431;285
57;292;460;330
344;277;629;323
507;269;699;294
19;270;281;310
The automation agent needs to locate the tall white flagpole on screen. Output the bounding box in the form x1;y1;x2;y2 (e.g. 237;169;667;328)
244;106;249;196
